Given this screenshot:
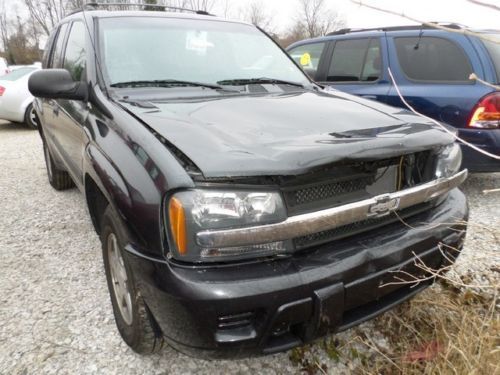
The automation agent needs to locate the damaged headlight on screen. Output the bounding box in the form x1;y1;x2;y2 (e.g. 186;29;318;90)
167;190;289;262
435;143;462;178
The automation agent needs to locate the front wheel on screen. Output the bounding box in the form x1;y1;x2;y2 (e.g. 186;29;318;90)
101;206;164;354
24;103;38;129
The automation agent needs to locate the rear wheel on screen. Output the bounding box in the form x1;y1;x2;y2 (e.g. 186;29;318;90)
43;141;74;190
24;104;38;129
101;206;164;354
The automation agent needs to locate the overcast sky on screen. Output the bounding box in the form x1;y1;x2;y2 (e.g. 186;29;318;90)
215;0;500;34
7;0;500;35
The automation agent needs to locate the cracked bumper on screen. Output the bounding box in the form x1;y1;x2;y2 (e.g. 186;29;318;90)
126;188;468;358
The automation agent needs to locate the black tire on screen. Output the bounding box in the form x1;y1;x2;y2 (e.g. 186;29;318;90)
24;103;38;130
43;141;74;191
101;206;164;354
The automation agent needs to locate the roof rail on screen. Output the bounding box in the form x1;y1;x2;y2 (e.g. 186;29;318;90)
82;1;212;16
327;23;465;36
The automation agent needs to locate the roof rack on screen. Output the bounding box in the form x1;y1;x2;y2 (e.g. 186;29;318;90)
327;23;465;36
82;2;212;16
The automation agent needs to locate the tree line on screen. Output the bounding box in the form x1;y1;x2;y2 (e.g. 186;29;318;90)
0;0;344;64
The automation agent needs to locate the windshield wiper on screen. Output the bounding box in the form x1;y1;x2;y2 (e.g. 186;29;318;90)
217;77;306;88
110;79;232;91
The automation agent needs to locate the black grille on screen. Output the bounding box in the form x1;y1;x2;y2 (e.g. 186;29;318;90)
282;151;435;216
294;202;432;250
291;176;374;206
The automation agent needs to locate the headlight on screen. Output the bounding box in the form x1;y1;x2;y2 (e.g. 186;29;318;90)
435;143;462;178
167;190;289;262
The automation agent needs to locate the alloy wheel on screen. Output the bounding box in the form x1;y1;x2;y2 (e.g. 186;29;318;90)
107;233;134;325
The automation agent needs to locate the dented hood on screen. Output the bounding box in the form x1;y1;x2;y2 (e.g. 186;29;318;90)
119;90;454;178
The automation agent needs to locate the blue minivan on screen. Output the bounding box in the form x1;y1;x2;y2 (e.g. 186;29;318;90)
287;25;500;172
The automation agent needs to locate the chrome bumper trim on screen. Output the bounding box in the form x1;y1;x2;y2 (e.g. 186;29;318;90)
196;170;468;248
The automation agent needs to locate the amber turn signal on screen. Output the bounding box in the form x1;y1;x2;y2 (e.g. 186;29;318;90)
169;197;187;255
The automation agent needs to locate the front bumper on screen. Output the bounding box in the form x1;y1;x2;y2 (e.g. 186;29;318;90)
126;188;468;358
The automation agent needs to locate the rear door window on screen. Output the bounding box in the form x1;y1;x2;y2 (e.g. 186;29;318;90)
326;38;382;82
288;42;326;80
394;36;472;82
481;34;500;83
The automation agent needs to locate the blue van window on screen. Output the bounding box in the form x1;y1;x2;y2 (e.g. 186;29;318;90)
327;38;381;82
288;42;326;80
395;37;472;82
361;39;382;81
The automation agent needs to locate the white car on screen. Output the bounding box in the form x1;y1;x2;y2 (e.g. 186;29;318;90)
0;57;9;77
0;66;40;129
9;62;42;71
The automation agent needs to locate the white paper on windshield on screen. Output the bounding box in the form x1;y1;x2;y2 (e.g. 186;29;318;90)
186;31;213;55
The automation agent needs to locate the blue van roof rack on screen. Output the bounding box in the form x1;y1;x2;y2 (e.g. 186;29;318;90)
83;1;212;16
327;23;464;36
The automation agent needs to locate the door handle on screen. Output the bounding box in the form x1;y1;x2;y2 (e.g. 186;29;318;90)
361;95;377;100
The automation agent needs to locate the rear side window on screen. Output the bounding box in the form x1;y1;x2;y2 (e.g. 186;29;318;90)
2;67;36;81
481;34;500;83
51;23;69;68
326;38;382;82
63;22;86;81
288;42;325;79
394;37;472;82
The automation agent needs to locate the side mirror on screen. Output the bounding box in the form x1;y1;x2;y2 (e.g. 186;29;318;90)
28;69;87;101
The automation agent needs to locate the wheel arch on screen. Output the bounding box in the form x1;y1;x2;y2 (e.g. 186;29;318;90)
85;173;109;235
83;145;139;247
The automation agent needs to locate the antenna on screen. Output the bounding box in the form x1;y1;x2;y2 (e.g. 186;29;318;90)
414;27;424;50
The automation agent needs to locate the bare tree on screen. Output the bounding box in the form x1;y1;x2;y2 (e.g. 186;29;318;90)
279;21;308;48
23;0;67;36
297;0;345;38
241;0;275;34
0;0;9;53
164;0;189;8
66;0;84;11
219;0;231;18
187;0;216;12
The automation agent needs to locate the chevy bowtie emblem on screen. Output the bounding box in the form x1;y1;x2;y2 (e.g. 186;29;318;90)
368;195;401;218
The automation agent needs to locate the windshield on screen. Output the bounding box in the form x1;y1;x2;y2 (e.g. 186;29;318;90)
99;17;309;88
2;67;36;81
482;34;500;83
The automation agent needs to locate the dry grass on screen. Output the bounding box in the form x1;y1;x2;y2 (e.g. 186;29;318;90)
356;280;499;374
289;279;499;375
289;224;499;374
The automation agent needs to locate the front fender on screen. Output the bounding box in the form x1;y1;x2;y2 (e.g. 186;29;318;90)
84;141;163;257
82;98;195;258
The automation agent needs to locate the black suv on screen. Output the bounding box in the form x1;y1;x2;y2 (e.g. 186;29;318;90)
29;6;468;358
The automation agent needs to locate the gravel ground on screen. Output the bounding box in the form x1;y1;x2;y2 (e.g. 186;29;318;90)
0;120;498;374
